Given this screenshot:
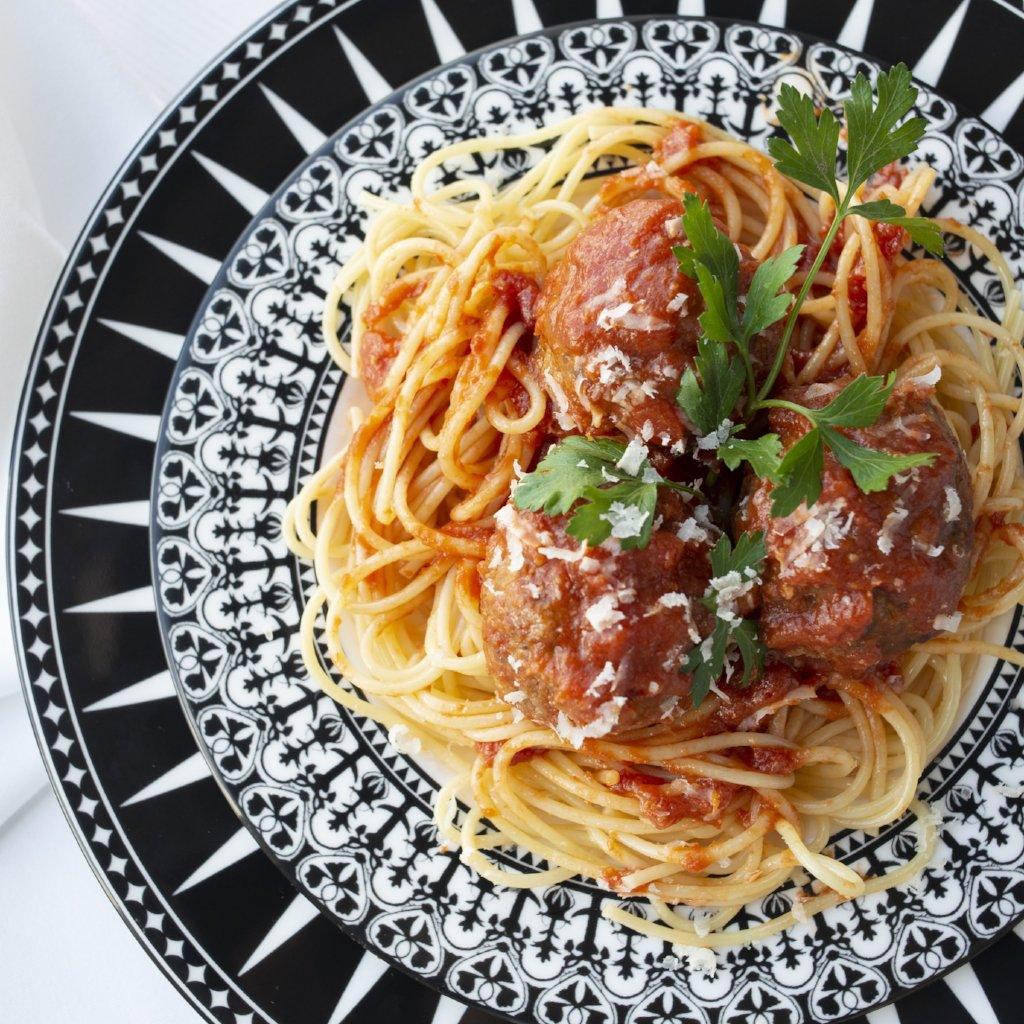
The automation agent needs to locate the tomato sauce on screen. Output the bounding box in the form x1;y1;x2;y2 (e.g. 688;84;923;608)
609;769;737;829
475;740;542;766
491;270;540;332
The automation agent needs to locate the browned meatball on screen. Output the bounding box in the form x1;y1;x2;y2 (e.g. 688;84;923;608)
535;197;780;448
479;498;719;743
737;379;974;676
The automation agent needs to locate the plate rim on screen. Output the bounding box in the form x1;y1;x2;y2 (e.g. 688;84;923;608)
148;11;1024;1024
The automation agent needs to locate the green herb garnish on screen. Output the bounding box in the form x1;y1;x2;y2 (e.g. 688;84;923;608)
675;64;941;516
512;435;689;550
685;531;767;706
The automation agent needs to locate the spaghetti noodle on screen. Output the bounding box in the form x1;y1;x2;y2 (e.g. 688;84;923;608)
283;105;1024;953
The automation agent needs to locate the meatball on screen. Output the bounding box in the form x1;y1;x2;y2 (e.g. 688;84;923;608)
534;197;780;447
479;498;719;743
737;379;973;676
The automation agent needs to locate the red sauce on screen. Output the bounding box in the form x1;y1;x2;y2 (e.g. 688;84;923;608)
359;276;428;400
610;769;737;829
653;121;703;163
735;746;805;774
490;365;533;418
868;161;909;190
601;868;651;894
847;271;869;332
491;270;540;332
704;663;808;733
441;521;494;544
359;330;402;401
475;740;541;766
874;221;908;259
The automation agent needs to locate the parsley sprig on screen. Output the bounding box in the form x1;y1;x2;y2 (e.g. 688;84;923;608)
761;373;936;515
675;64;942;516
760;62;940;403
685;531;767;707
512;436;690;550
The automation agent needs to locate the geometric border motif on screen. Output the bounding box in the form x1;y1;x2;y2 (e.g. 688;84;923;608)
151;16;1024;1024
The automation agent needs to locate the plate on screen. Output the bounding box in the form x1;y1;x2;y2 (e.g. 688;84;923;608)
9;3;1024;1024
151;10;1024;1024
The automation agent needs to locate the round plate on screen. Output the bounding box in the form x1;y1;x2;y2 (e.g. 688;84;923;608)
150;11;1024;1024
9;3;1024;1024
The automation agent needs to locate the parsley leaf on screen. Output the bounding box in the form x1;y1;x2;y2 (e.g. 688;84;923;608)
686;618;730;708
676;336;745;436
770;429;824;517
684;531;767;707
741;244;805;340
764;372;937;514
567;480;659;551
757;64;931;408
711;529;767;579
512;435;690;550
720;434;783;480
820;428;936;493
732;619;765;686
677;195;740;309
768;84;843;202
512;436;631;516
674;196;802;416
812;372;897;428
675;196;741;345
847;198;944;256
844;63;926;189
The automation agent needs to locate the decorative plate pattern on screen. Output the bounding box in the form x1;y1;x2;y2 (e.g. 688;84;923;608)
151;14;1024;1024
9;3;1024;1024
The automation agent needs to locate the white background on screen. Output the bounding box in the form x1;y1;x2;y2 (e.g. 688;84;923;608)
0;3;276;1021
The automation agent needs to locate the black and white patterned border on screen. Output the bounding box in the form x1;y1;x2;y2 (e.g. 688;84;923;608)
10;3;1024;1024
152;16;1024;1024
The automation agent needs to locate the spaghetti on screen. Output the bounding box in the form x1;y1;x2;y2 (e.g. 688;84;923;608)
283;105;1024;953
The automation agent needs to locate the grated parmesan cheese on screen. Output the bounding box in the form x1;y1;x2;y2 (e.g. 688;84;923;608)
616;436;649;476
494;505;526;571
783;500;854;571
695;418;733;452
538;541;593;567
585;594;625;631
600;501;650;539
933;611;962;632
507;656;523;673
666;291;689;314
555;695;627;747
387;723;422;755
943;485;962;523
877;503;908;555
676;517;710;544
709;569;759;626
907;364;941;388
525;582;541;599
680;946;718;977
596;301;671;332
589;345;632;383
659;592;691;609
504;689;527;704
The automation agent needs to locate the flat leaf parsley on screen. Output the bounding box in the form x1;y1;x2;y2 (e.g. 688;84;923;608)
675;63;941;516
512;435;689;550
685;531;767;707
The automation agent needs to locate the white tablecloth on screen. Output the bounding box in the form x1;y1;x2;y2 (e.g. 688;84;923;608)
0;4;277;1021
